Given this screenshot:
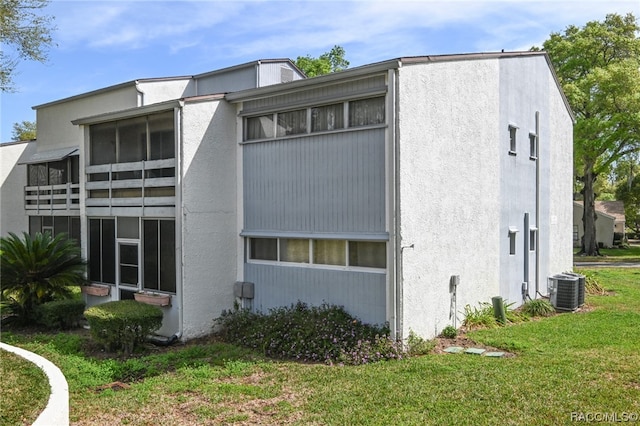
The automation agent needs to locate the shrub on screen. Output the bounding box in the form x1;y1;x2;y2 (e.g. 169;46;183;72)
462;303;498;328
406;330;436;356
216;302;404;365
583;271;606;295
84;300;163;355
35;298;86;329
0;232;87;322
521;298;555;317
440;325;458;339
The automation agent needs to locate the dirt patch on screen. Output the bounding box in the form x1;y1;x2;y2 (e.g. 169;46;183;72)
430;333;516;357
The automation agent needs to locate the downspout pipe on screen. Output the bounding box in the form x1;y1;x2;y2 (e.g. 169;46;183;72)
535;111;542;297
393;67;403;340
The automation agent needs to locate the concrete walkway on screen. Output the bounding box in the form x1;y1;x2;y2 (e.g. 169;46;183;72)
0;342;69;426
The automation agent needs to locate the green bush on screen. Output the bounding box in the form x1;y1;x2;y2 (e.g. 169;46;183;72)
521;298;555;317
216;302;404;365
0;232;87;322
406;330;436;356
462;303;498;328
35;298;86;329
84;300;163;355
440;325;458;339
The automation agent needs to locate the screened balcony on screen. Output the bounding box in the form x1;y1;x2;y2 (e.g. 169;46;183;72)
22;152;80;213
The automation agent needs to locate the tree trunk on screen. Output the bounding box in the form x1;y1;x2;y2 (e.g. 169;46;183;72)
581;168;601;256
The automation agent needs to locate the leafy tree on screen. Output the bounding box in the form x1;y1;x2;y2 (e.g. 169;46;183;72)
295;45;349;77
1;232;86;322
0;0;55;92
541;13;640;255
11;120;36;141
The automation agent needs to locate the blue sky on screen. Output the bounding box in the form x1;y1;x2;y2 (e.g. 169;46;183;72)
1;0;638;142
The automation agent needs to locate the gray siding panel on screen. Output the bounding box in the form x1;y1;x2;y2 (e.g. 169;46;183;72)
243;128;386;234
243;75;387;112
246;263;386;325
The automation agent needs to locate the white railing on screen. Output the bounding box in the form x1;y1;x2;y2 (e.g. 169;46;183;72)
85;159;176;209
24;182;80;212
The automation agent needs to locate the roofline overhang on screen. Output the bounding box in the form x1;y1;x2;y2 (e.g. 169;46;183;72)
33;76;193;110
71;99;182;125
226;50;575;122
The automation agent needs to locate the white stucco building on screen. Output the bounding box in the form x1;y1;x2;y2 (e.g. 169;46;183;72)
0;51;574;340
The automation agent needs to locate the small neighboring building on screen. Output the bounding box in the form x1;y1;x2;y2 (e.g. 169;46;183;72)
0;51;574;341
573;200;626;248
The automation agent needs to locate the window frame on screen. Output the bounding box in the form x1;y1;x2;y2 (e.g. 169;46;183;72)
247;237;387;271
508;125;518;155
529;132;538;160
243;95;387;142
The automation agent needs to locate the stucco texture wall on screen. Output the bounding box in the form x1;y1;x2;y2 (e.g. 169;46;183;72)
397;59;502;339
0;141;36;236
179;99;238;339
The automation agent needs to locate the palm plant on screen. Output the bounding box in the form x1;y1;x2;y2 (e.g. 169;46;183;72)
1;232;87;321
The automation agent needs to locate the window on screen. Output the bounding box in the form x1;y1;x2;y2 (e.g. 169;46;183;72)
143;220;176;292
529;229;537;251
250;238;278;261
280;238;309;263
90;122;117;165
149;112;175;160
27;157;78;186
313;239;346;266
509;228;517;255
118;243;139;285
29;216;80;242
508;125;517;155
243;96;386;142
349;97;385;127
89;112;175;166
246;115;275;140
529;133;537;159
311;104;344;132
89;218;116;284
277;109;307;137
573;225;579;242
248;237;387;269
89;217;176;292
348;241;386;268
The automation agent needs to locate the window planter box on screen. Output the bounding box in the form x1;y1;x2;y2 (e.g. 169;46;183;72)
134;292;171;307
81;284;110;297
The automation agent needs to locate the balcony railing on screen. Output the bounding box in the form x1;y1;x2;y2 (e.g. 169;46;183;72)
85;158;176;210
24;182;80;212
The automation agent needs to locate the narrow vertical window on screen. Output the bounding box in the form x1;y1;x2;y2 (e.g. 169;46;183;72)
508;228;517;255
529;229;537;251
508;125;518;155
529;133;537;159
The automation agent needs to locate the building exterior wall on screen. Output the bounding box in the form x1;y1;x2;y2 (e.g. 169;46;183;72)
36;86;139;152
137;79;194;104
396;59;503;339
0;141;36;236
239;75;389;326
180;99;238;339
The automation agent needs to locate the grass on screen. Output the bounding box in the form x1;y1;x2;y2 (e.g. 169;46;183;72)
2;268;640;425
0;350;49;425
574;244;640;262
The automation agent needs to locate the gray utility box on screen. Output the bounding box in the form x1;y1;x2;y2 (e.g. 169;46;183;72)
549;273;585;311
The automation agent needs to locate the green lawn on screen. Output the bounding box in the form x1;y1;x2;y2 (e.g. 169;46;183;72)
0;350;49;426
2;268;639;425
574;244;640;262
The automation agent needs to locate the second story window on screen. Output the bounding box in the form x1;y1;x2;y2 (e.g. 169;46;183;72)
89;111;175;166
28;157;79;186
